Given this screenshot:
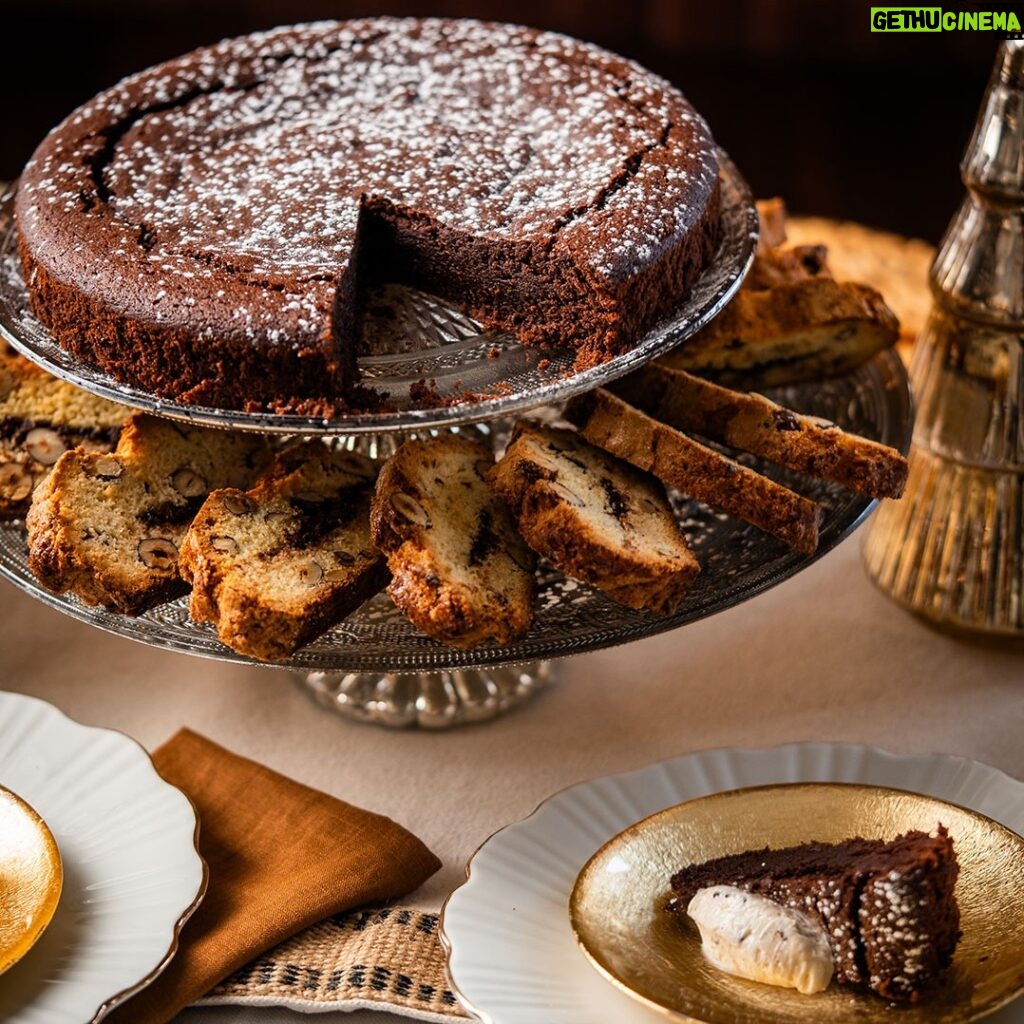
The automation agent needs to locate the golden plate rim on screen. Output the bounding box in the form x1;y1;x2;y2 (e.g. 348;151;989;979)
0;782;64;976
569;781;1024;1024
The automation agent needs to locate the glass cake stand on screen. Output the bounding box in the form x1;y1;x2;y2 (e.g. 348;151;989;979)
0;354;912;725
0;154;756;435
0;161;912;727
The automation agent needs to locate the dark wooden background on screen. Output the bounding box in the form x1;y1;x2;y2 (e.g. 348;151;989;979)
0;0;1012;241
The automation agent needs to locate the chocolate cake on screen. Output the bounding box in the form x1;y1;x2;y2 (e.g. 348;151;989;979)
15;18;722;413
667;828;961;1002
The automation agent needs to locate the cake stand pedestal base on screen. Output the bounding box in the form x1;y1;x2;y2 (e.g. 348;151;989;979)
300;662;552;728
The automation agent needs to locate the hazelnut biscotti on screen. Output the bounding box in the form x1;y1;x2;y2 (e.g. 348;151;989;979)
489;421;699;615
0;343;129;520
610;364;907;500
370;435;536;648
26;414;272;615
663;199;901;388
180;442;388;661
566;389;822;555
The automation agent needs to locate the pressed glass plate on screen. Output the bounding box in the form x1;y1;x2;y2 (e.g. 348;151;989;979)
0;155;756;435
0;351;911;673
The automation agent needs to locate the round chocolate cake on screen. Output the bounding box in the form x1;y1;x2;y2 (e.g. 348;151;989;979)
16;18;721;413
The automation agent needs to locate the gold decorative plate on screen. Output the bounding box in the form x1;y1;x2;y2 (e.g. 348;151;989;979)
0;784;62;975
569;783;1024;1024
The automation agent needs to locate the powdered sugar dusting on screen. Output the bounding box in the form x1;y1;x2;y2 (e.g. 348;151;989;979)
24;18;717;290
860;870;935;990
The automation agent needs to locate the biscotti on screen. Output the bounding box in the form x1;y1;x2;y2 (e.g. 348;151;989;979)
737;199;832;292
567;389;822;554
26;414;272;614
787;215;933;349
489;421;699;615
662;277;900;388
370;435;535;648
16;18;721;412
662;198;900;387
610;364;908;499
180;442;388;661
0;343;129;520
743;243;831;291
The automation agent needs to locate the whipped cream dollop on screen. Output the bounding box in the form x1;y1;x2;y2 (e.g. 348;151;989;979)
687;885;834;995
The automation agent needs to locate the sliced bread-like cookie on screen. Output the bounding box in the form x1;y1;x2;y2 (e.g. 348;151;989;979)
610;364;908;499
489;421;699;615
26;414;273;615
566;389;822;555
743;243;832;291
0;343;130;520
371;435;535;648
787;215;933;349
661;277;899;387
180;442;387;661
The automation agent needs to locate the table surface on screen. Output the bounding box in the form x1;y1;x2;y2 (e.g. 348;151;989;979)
3;518;1023;1024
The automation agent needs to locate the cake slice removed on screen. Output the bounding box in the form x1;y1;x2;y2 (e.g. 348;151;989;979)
370;435;535;648
489;421;699;615
667;828;961;1002
180;442;388;661
26;414;273;615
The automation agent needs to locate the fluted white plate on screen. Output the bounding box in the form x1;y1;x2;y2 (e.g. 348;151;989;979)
441;742;1024;1024
0;692;207;1023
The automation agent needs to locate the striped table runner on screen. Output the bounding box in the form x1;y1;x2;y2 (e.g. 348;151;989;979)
197;906;471;1021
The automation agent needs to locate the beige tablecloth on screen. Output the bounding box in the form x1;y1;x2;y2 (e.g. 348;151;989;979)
3;525;1023;1023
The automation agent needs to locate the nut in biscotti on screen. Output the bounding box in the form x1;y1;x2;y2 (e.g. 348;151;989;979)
179;441;388;661
370;434;536;648
0;343;129;520
489;421;699;615
26;414;273;615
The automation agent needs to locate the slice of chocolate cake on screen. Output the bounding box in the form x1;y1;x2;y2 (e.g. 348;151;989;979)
667;828;960;1002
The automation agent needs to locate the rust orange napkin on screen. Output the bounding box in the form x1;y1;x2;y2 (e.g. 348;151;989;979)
106;728;441;1024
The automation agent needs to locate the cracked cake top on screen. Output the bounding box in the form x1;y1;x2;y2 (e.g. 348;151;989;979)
15;18;720;411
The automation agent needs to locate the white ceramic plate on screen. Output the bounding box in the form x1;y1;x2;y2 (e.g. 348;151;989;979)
0;692;207;1023
441;742;1024;1024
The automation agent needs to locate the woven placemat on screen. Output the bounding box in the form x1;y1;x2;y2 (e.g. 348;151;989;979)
196;906;471;1021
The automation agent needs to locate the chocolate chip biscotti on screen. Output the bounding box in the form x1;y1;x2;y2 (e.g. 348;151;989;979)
490;421;699;615
566;389;822;555
371;434;536;648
